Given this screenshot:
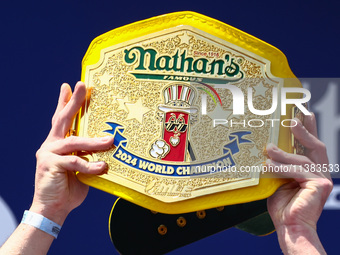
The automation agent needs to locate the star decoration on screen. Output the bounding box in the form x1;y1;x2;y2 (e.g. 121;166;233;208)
178;32;191;45
253;81;268;97
207;104;233;126
249;145;259;158
115;97;129;112
100;70;113;85
125;98;152;123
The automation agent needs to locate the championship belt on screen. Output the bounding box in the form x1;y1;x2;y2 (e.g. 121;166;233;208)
75;11;306;254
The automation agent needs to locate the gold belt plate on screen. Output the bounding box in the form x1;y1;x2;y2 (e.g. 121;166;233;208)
76;11;300;214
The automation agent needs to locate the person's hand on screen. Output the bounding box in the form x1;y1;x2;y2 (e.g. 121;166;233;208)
0;82;114;255
30;82;113;225
266;114;333;254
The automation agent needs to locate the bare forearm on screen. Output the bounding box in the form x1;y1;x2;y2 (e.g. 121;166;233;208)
1;83;112;255
0;223;54;255
0;206;67;255
276;225;326;255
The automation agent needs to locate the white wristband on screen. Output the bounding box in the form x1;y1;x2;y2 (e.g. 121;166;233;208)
21;210;61;239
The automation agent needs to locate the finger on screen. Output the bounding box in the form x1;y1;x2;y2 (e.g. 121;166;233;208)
291;118;329;165
49;81;86;139
49;136;114;155
61;81;86;121
266;158;333;202
265;159;321;181
51;83;73;126
290;118;321;150
266;143;314;166
303;112;318;138
56;155;108;175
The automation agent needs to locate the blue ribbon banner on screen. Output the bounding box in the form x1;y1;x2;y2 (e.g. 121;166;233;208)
105;122;252;177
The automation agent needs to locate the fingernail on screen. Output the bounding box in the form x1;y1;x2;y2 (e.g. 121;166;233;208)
293;118;302;127
61;83;69;90
267;143;278;151
100;136;112;142
76;81;85;86
74;81;85;92
266;143;277;153
96;162;109;175
94;161;106;168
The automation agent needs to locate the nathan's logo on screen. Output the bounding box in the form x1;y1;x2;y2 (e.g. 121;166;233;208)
123;46;244;84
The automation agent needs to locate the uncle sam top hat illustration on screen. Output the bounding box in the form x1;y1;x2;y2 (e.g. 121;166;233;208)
158;83;198;115
156;83;198;162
